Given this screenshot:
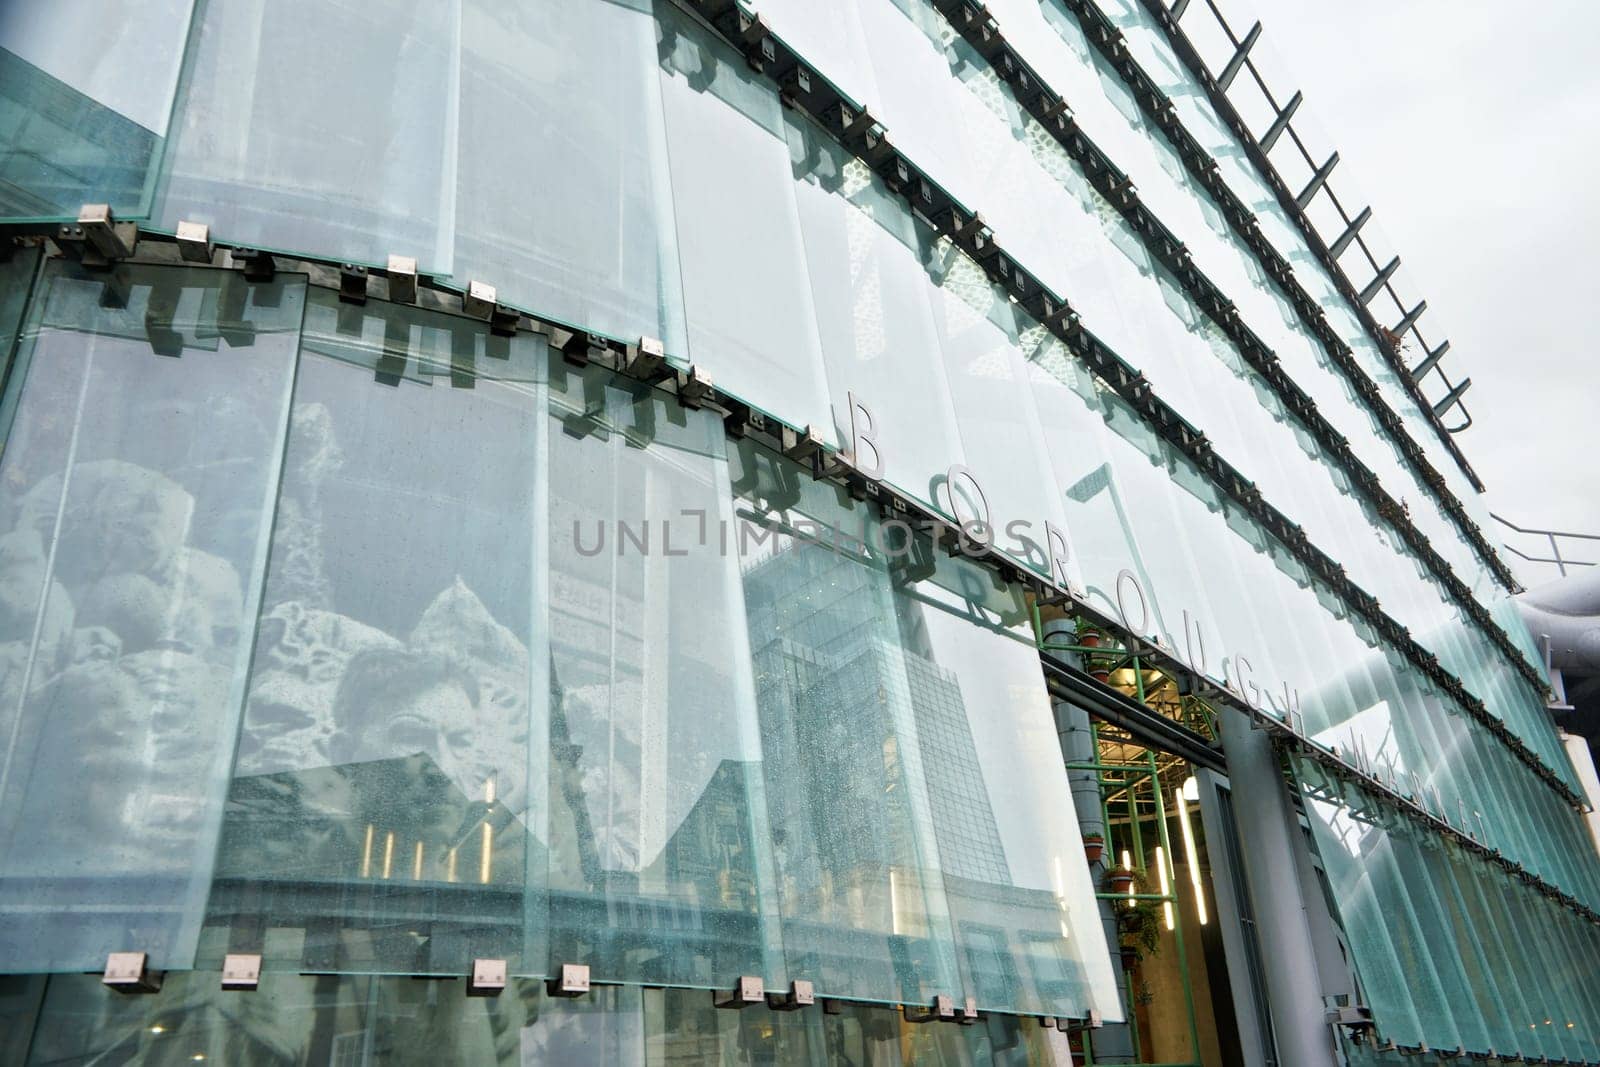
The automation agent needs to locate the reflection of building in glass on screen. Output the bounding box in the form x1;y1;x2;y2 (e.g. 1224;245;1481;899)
744;541;1009;886
3;0;1598;1061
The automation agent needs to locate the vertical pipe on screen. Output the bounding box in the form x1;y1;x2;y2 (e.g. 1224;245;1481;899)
1218;707;1339;1067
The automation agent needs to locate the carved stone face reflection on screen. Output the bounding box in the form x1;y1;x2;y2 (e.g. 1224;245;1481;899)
369;680;481;791
332;648;490;802
16;647;226;871
17;460;192;591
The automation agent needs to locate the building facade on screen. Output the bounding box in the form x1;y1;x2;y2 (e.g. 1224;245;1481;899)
0;0;1596;1064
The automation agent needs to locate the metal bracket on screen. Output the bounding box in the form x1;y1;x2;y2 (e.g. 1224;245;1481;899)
489;302;521;337
468;958;507;997
712;976;764;1009
463;280;497;319
176;220;213;264
385;254;418;303
62;204;137;268
221;953;262;991
624;335;668;381
903;995;956;1023
339;264;369;305
546;963;590;998
103;952;162;994
549;326;609;367
677;365;714;408
765;979;814;1011
232;248;276;283
781;424;823;463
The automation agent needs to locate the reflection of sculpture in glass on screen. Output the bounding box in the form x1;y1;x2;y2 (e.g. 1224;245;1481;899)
1;459;244;877
221;581;532;883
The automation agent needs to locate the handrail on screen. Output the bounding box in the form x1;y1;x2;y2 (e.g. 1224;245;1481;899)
1493;513;1600;577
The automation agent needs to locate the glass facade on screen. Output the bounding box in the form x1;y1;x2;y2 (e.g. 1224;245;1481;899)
0;0;1594;1063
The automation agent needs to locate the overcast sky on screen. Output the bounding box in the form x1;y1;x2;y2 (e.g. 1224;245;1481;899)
1244;0;1600;580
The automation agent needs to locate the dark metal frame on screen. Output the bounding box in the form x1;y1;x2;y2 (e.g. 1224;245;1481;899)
1045;0;1514;604
1133;0;1480;454
917;0;1546;758
667;0;1568;790
3;0;1589;929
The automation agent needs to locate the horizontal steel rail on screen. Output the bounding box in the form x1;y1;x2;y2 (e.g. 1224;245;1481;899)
670;0;1565;798
915;0;1544;765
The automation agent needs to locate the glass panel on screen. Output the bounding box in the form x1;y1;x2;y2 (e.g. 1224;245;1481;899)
205;289;545;976
156;0;456;270
734;436;962;1007
925;242;1071;580
645;986;828;1063
1295;760;1600;1057
0;260;301;971
656;2;832;444
453;0;685;349
744;0;880;112
905;554;1120;1021
545;360;779;988
24;971;374;1065
20;971;646;1065
1295;769;1426;1047
784;109;965;519
374;974;645;1065
0;1;193;220
0;245;40;381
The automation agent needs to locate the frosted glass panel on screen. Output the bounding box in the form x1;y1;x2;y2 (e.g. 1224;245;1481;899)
657;4;832;441
206;290;546;976
1295;759;1600;1059
157;0;455;269
453;0;685;349
784;109;964;516
0;261;300;971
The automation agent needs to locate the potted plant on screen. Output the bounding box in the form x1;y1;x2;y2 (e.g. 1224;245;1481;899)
1075;618;1102;648
1082;832;1105;866
1102;865;1135;896
1076;618;1115;682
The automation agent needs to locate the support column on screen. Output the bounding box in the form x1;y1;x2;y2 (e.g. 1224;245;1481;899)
1217;707;1338;1067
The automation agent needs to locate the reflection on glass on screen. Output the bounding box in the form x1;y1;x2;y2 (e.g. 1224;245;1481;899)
904;554;1118;1022
0;261;300;971
20;972;647;1066
157;0;456;268
10;969;1084;1064
656;2;832;443
733;438;1117;1019
0;1;193;219
735;438;961;1006
545;361;777;988
1294;759;1600;1060
454;0;684;349
207;290;545;976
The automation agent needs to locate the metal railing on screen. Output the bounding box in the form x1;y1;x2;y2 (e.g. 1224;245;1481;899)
1149;0;1478;455
1493;513;1600;578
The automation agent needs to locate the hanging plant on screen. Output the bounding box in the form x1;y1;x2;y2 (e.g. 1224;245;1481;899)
1118;897;1163;965
1082;832;1105;865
